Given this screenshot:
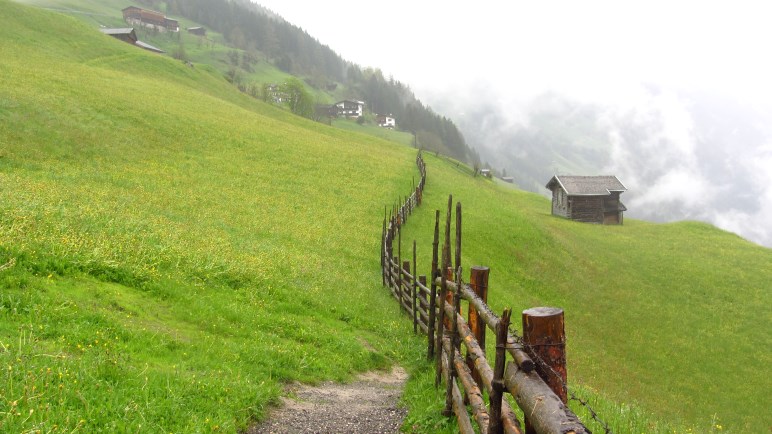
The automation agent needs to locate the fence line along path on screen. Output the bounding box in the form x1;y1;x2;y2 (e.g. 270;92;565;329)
381;151;593;434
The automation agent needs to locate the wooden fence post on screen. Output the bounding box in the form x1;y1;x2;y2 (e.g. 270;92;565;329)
468;266;489;394
428;210;440;359
397;224;403;310
487;308;511;434
443;266;463;417
435;195;453;386
412;240;418;334
381;211;387;286
435;248;448;387
403;260;411;309
522;307;567;434
454;202;462;281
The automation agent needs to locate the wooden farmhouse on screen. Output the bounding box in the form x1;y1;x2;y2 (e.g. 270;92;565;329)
187;26;207;37
546;175;627;224
122;6;179;32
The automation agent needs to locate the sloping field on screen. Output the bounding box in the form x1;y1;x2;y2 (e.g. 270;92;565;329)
2;2;770;433
400;152;771;432
0;2;426;431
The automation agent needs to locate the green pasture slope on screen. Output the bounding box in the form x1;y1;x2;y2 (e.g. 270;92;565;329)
0;2;432;432
400;153;771;432
2;2;770;434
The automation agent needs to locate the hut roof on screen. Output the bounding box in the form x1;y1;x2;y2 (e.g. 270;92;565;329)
100;28;136;36
546;175;627;196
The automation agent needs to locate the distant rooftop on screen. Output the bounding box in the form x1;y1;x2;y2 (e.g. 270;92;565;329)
546;175;627;196
100;28;135;36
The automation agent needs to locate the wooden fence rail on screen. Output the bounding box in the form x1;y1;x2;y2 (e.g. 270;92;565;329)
381;151;589;434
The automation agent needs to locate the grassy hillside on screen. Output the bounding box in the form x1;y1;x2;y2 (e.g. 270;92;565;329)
400;153;771;432
2;2;770;433
0;2;433;432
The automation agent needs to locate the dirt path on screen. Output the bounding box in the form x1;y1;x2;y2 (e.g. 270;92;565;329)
249;367;408;434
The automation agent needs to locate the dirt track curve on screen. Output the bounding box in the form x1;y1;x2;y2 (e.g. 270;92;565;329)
249;366;408;434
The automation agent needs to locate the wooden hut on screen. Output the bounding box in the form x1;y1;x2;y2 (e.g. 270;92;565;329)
545;175;627;224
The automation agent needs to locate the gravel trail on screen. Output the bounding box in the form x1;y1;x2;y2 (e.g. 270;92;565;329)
249;366;408;434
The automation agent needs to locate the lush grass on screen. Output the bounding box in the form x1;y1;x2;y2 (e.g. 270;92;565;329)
0;2;432;431
3;2;770;433
332;119;415;147
400;152;771;433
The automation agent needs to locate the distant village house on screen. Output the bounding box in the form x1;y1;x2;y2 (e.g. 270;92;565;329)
100;27;137;44
501;176;514;184
480;168;491;178
100;28;164;53
187;26;206;37
122;6;179;32
334;100;364;118
545;175;627;225
376;114;395;128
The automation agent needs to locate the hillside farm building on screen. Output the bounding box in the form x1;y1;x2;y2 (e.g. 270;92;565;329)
334;100;364;118
376;114;395;128
100;28;165;53
122;6;179;32
100;27;137;44
187;26;206;36
546;175;627;225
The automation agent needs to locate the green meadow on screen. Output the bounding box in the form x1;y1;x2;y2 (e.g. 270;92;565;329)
2;2;771;433
1;2;425;432
399;152;771;433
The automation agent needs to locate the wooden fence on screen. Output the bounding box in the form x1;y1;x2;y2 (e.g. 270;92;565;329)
381;151;589;434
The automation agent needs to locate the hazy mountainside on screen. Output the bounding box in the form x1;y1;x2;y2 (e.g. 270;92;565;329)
129;0;476;163
427;87;772;247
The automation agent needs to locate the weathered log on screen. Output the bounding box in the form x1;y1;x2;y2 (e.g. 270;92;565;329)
435;277;534;372
417;277;431;296
504;363;588;434
443;303;523;434
443;337;489;432
468;266;490;393
522;307;566;402
440;347;475;434
418;321;428;334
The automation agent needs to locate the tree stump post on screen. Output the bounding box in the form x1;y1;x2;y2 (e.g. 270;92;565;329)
522;307;567;434
468;266;490;394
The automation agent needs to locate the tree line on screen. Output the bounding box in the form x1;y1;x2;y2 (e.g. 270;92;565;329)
137;0;477;164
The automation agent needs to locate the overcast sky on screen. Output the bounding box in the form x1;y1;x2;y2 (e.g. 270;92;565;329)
254;1;772;105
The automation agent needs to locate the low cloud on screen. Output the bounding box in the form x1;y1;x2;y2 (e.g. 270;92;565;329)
426;85;772;248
